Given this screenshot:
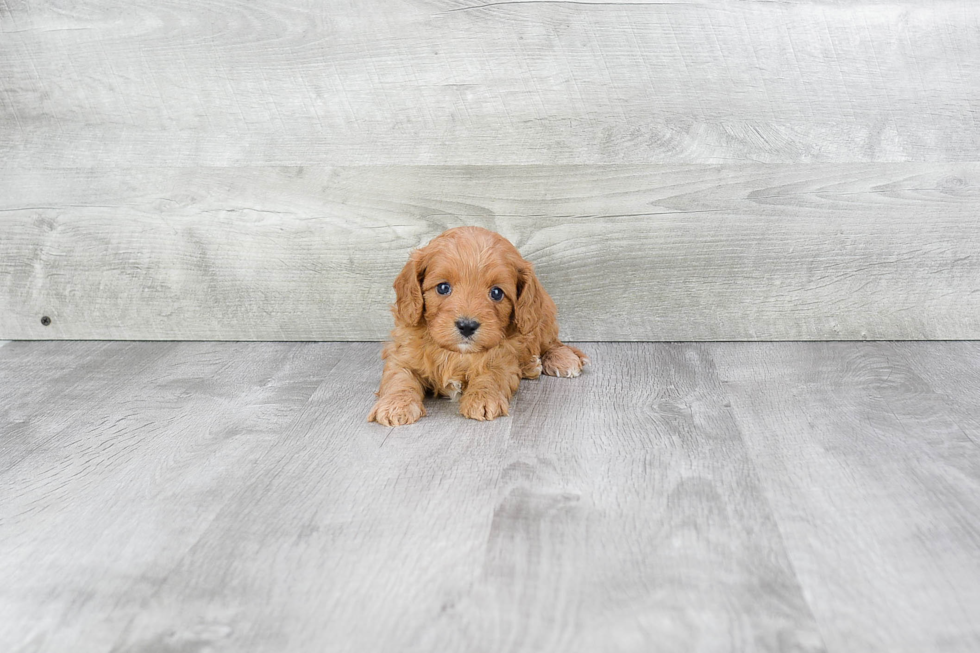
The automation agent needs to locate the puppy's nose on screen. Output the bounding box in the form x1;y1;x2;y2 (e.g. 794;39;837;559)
455;318;480;338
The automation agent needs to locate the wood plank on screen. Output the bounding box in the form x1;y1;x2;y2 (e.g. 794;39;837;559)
2;164;978;340
0;341;349;653
0;341;167;474
709;342;980;653
408;343;824;652
898;342;980;448
2;1;978;166
0;342;825;652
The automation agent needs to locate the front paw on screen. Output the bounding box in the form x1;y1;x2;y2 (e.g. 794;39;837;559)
521;355;543;379
542;345;588;378
459;391;509;421
368;394;426;426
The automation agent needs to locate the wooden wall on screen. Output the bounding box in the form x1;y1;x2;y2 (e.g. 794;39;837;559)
2;0;978;340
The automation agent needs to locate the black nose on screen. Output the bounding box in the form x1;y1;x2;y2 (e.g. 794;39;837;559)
455;318;480;338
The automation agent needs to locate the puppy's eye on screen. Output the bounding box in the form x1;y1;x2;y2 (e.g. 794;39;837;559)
489;286;504;302
436;282;452;296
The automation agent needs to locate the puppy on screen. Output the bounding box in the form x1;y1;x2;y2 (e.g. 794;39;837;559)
368;226;588;426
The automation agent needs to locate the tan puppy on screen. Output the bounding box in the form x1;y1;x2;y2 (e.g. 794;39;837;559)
368;227;588;426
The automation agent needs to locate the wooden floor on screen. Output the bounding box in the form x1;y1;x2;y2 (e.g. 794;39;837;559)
1;342;978;653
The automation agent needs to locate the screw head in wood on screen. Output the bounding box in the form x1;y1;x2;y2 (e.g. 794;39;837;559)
40;316;51;326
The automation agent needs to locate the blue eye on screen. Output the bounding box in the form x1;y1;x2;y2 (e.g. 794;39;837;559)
436;282;452;295
489;286;504;301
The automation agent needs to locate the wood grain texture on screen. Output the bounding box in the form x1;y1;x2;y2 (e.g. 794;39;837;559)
0;341;343;652
709;342;980;653
411;343;823;653
4;0;980;341
0;341;827;653
899;342;980;449
1;0;979;166
2;164;978;340
3;342;980;651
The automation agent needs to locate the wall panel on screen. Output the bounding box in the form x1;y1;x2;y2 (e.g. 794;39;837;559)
2;1;978;339
2;165;977;340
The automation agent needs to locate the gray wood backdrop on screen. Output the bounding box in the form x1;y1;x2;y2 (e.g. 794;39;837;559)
2;0;978;340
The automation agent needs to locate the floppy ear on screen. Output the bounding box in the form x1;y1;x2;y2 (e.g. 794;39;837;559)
514;261;548;335
392;249;426;326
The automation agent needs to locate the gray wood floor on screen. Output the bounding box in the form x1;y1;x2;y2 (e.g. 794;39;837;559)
1;341;978;652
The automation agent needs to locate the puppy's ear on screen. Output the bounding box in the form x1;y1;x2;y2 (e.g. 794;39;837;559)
514;261;549;335
392;249;426;326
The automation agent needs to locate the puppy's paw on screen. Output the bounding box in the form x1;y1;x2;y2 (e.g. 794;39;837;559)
521;355;543;379
459;391;509;421
542;345;589;378
368;394;426;426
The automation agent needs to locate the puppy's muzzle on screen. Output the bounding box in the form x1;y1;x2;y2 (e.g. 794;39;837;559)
455;318;480;339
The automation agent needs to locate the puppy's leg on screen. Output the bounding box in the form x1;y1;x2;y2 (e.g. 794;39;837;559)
541;343;589;378
520;354;543;379
368;364;427;426
459;363;521;421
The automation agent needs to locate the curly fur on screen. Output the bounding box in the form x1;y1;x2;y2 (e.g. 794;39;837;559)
368;227;588;425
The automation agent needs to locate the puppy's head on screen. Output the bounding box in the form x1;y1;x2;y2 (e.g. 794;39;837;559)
392;227;546;353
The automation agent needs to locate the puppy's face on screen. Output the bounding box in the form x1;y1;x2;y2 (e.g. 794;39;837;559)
393;228;533;354
421;243;518;353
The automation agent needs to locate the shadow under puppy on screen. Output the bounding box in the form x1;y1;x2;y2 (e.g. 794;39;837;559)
368;226;588;426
